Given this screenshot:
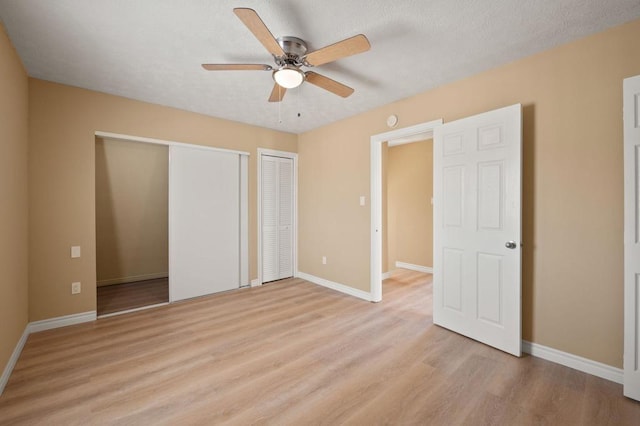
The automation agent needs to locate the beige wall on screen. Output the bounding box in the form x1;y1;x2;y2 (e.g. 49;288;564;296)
0;25;29;374
95;139;168;286
29;79;297;321
299;19;640;368
386;141;433;271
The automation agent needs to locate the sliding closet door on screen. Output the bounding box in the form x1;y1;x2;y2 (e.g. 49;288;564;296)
169;145;240;301
262;155;294;283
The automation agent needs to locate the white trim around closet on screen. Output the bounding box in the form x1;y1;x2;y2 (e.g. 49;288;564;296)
95;131;250;156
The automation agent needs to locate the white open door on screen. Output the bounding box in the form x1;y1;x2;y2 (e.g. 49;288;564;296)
169;145;243;302
433;104;522;356
624;75;640;401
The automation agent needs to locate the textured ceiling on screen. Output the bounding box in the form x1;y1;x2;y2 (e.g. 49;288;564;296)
1;0;640;134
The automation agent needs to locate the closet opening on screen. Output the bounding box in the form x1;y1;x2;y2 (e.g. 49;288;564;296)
95;131;249;316
95;136;169;317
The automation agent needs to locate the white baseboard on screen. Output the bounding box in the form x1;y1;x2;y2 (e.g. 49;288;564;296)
250;278;260;287
1;310;97;395
522;340;623;384
97;272;168;287
0;326;29;395
395;261;433;274
28;311;96;334
296;271;373;302
381;271;394;280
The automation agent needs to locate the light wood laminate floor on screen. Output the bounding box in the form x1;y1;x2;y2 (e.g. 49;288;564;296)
1;270;639;425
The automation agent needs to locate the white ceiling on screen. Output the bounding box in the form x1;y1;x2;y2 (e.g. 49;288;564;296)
1;0;640;134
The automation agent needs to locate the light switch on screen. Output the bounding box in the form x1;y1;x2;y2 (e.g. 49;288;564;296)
359;196;366;206
71;246;81;258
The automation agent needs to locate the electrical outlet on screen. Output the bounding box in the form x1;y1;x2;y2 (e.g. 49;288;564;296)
71;282;81;295
322;256;327;265
71;246;81;258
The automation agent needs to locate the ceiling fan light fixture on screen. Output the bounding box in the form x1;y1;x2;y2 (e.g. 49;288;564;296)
273;66;305;89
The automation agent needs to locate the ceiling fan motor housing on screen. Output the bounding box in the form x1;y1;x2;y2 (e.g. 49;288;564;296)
276;36;308;67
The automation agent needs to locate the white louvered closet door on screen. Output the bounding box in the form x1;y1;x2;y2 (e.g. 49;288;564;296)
262;155;294;283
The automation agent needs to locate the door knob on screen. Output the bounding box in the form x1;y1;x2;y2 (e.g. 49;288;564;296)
505;241;517;249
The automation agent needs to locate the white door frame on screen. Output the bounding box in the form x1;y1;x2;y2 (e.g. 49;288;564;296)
370;119;443;301
623;75;640;400
257;148;298;286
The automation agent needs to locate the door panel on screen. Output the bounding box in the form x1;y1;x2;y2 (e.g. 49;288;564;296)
477;252;503;325
261;157;279;282
262;228;278;282
443;166;464;227
478;161;503;230
443;248;463;313
279;228;293;277
169;146;240;302
278;159;294;278
434;104;522;356
624;75;640;400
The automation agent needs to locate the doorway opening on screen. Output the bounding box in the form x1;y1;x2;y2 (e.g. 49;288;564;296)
370;119;442;301
95;136;169;316
384;138;434;279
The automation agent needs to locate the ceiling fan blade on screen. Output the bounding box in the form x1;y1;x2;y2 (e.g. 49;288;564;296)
304;34;370;67
268;83;286;102
202;64;273;71
234;8;285;57
305;71;354;98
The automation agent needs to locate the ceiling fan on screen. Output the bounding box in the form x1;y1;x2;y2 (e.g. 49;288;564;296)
202;8;371;102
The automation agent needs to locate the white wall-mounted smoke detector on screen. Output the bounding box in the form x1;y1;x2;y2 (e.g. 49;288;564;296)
386;114;398;128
